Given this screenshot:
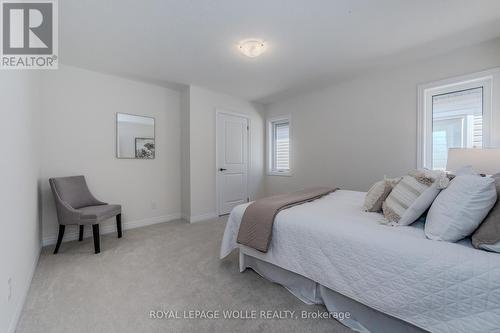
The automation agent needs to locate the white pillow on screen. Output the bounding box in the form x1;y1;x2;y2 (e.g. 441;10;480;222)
425;175;497;242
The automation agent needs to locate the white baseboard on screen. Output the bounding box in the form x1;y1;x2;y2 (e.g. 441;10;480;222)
8;248;40;333
188;212;218;223
42;213;182;247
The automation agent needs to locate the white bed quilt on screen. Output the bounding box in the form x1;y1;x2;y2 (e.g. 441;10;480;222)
220;190;500;333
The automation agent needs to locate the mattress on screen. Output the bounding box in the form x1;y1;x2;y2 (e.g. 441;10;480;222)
220;190;500;333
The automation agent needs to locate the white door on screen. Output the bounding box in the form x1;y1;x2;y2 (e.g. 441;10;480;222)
217;112;249;215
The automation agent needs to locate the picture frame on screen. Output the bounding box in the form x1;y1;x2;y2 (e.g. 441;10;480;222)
135;137;155;159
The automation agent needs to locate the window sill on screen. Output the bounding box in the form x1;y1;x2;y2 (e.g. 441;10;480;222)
267;171;292;177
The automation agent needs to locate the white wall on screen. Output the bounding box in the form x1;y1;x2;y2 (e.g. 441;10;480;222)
265;37;500;195
40;65;182;244
0;72;41;333
187;85;266;221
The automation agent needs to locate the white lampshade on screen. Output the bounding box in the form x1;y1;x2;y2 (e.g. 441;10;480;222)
447;148;500;175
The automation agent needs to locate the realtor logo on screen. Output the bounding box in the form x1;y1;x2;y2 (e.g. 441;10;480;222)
1;0;58;69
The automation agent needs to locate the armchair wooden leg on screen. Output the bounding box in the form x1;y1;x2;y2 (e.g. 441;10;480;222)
54;225;65;254
78;225;84;241
116;214;122;238
92;224;100;254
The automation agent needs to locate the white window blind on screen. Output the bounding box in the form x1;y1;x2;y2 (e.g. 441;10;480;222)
273;121;290;171
267;117;291;175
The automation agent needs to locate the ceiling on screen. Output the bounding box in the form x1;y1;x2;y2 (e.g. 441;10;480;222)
60;0;500;104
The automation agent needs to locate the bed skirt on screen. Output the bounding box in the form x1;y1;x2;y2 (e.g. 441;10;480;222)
239;250;428;333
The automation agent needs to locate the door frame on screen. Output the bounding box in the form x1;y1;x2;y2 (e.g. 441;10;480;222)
215;109;251;216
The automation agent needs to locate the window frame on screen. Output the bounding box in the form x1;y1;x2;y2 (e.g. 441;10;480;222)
417;70;496;170
267;115;292;176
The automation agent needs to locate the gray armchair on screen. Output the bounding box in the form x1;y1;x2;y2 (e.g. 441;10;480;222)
49;176;122;254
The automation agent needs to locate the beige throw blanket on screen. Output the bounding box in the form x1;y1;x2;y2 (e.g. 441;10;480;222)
237;187;336;252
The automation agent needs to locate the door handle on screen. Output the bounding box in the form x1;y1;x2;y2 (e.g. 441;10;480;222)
219;168;227;172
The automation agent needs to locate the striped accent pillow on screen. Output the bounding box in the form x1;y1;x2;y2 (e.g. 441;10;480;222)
364;177;401;212
382;170;448;226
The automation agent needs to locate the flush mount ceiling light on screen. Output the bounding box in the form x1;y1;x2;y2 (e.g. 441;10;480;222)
238;39;266;58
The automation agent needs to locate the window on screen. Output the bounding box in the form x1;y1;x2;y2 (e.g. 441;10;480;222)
268;116;291;175
418;70;496;170
432;88;483;170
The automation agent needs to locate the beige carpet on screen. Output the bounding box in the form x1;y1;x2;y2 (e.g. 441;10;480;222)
17;218;351;333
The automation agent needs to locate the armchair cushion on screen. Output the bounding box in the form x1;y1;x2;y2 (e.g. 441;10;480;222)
78;204;122;224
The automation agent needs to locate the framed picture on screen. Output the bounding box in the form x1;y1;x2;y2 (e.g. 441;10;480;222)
135;137;155;159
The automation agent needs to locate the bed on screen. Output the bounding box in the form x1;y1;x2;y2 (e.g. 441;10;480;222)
220;190;500;333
